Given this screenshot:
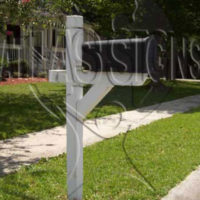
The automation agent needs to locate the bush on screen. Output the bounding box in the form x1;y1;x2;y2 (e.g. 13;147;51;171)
0;58;8;68
20;60;29;77
0;58;9;80
38;72;47;78
13;72;22;78
23;74;30;78
8;60;29;78
8;60;19;74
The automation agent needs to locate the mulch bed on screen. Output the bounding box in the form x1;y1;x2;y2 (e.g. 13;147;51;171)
0;78;48;86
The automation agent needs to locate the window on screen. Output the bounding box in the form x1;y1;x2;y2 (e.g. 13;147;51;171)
52;29;56;47
33;31;42;47
6;25;21;45
52;29;66;48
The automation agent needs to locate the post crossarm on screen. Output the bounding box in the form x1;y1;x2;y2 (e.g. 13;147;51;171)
77;80;114;118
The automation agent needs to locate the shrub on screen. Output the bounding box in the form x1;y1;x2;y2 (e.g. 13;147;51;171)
8;60;29;77
23;74;29;78
8;60;19;74
0;58;8;68
20;60;29;77
13;72;22;78
38;72;47;78
0;58;8;80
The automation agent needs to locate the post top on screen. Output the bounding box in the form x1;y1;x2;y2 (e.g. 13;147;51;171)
66;15;83;28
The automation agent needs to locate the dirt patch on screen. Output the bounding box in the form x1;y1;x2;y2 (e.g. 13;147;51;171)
0;78;48;86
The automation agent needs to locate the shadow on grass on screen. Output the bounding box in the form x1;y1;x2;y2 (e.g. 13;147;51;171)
0;155;67;200
88;80;200;118
0;167;62;200
1;80;200;140
0;89;66;140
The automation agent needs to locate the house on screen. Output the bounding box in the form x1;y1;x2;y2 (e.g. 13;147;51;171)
0;20;97;78
0;22;67;77
0;0;99;78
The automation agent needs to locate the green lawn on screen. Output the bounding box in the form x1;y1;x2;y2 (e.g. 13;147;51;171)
0;80;200;140
1;107;200;200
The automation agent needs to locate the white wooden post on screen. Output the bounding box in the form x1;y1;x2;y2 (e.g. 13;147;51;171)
66;16;84;200
50;15;149;200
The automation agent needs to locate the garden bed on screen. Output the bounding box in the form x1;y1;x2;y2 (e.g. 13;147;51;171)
0;78;47;86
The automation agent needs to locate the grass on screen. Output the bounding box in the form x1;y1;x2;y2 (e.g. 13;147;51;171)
0;81;200;139
0;80;200;140
1;106;200;199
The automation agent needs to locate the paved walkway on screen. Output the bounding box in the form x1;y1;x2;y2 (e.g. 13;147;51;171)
1;95;200;199
162;167;200;200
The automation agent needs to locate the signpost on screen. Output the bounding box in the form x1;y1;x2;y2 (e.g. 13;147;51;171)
49;15;160;200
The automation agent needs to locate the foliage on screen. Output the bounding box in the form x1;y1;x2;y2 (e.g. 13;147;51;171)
20;60;29;76
38;72;47;78
12;72;22;78
155;0;200;38
71;0;200;40
0;58;8;80
74;0;135;38
8;60;19;73
0;0;72;34
0;0;199;39
0;58;8;68
0;58;7;80
7;60;29;77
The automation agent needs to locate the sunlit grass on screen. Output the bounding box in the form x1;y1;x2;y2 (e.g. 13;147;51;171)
1;107;200;199
0;80;200;139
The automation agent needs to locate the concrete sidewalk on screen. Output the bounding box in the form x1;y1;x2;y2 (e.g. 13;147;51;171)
162;167;200;200
1;94;200;176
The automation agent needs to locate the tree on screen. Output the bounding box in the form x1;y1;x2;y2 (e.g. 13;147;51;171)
0;0;73;34
73;0;200;40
